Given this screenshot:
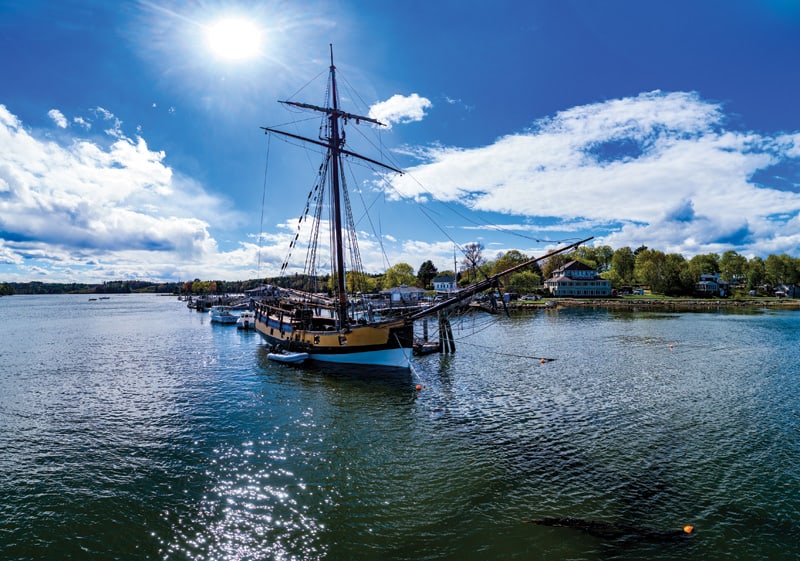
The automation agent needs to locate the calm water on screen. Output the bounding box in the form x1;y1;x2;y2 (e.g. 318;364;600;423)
1;294;799;560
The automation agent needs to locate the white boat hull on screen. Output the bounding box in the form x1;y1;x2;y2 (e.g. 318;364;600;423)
267;351;309;364
305;347;409;369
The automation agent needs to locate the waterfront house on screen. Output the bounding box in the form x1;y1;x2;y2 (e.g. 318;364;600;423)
774;283;800;298
381;284;427;304
544;260;612;297
695;273;729;297
432;274;457;293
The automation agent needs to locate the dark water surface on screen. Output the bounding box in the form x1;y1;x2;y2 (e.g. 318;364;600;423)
1;295;799;560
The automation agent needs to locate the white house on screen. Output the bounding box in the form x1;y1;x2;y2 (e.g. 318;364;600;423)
544;261;612;297
432;275;457;293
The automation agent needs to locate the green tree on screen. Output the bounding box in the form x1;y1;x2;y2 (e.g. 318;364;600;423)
746;256;765;291
687;253;720;282
636;249;689;294
764;254;787;285
383;263;416;288
663;253;690;295
635;249;666;291
719;250;748;284
347;271;377;293
574;246;599;269
416;260;438;289
505;270;542;294
611;247;636;285
490;250;529;276
595;245;614;272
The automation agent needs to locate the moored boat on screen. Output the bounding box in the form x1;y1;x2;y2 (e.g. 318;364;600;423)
266;349;309;364
236;310;256;330
210;305;238;324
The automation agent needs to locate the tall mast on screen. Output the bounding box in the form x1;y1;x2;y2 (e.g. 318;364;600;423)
327;45;349;327
260;45;403;329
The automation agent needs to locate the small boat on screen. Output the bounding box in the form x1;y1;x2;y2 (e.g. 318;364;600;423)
210;305;238;324
267;349;309;364
413;341;442;356
237;310;256;330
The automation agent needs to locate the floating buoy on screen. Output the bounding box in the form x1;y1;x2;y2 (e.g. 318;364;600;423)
669;344;674;350
415;384;422;391
683;525;694;534
540;358;546;364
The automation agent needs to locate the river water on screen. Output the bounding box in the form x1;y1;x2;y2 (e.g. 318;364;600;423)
1;294;798;560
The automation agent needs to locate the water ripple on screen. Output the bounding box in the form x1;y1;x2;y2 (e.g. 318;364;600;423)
2;297;799;560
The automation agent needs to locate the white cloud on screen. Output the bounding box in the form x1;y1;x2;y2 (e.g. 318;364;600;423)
369;93;432;127
73;116;91;130
0;103;246;282
48;109;68;128
389;91;800;257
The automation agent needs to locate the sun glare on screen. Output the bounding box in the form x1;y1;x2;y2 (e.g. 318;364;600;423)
206;17;263;61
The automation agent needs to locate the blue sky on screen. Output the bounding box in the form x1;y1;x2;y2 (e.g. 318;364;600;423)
2;0;800;283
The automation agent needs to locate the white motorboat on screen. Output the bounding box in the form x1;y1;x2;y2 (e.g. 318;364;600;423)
237;310;256;330
210;305;238;324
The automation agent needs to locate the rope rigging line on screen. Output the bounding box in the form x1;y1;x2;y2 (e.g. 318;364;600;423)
416;311;556;362
340;170;366;282
427;312;558;362
279;160;326;278
282;68;328;104
304;159;327;291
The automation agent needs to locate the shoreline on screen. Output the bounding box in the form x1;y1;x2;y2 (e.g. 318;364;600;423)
523;297;800;311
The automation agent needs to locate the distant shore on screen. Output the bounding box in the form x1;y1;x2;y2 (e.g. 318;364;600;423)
525;297;800;311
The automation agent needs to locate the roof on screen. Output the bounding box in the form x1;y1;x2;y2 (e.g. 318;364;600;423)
554;260;595;273
381;285;427;294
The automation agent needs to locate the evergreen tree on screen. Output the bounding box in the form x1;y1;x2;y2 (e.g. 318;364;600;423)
416;260;438;289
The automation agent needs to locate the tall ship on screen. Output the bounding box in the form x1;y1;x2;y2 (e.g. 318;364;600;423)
254;46;590;370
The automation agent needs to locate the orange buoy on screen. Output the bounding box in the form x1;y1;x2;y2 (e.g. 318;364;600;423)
415;384;422;391
683;525;694;534
540;358;546;364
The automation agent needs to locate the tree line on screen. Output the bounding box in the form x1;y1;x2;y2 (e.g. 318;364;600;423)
459;243;800;296
1;280;182;296
4;244;798;298
357;242;800;297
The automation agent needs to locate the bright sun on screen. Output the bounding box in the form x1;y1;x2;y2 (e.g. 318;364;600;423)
205;17;263;61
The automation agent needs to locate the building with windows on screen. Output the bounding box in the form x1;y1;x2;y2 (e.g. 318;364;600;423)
695;273;729;297
380;284;427;304
544;260;612;297
432;275;457;293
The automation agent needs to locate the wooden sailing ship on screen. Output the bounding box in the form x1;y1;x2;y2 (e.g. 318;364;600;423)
254;46;591;370
254;46;415;369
